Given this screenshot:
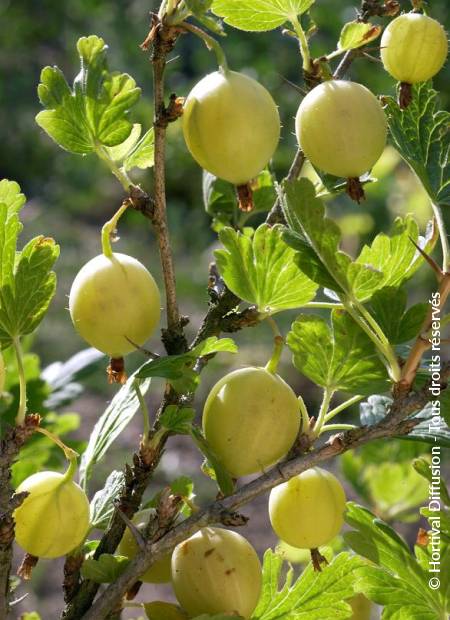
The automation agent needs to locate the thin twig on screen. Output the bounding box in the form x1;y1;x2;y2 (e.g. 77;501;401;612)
151;20;186;354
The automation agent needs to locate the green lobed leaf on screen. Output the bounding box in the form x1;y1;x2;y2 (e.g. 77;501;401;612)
215;224;318;314
105;123;142;163
282;178;351;294
136;337;237;393
384;82;450;206
212;0;315;32
79;370;151;488
80;553;130;583
0;181;59;346
338;22;381;50
282;179;431;303
9;236;59;336
353;215;430;301
368;287;428;344
90;470;125;530
345;503;445;618
160;405;196;434
0;179;26;214
123;128;155;171
287;310;390;395
0;182;25;293
36;35;141;155
282;178;385;299
254;549;366;619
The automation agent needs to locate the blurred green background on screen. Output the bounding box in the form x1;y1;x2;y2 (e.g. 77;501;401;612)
1;0;449;617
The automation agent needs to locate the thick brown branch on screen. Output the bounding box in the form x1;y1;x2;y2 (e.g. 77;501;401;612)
0;415;40;618
83;369;448;620
396;272;450;396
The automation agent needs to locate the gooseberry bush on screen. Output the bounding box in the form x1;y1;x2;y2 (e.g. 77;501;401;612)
0;0;449;619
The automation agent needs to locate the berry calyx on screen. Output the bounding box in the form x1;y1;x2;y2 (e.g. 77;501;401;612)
171;527;262;619
295;80;387;181
202;367;300;477
118;509;172;583
13;470;90;559
268;467;346;549
69;252;161;359
182;70;280;187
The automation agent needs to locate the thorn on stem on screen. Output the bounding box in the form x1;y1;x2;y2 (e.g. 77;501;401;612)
409;236;443;281
125;336;161;359
114;504;146;551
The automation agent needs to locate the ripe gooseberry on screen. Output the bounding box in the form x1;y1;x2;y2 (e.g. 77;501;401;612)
295;80;387;179
69;252;161;359
183;70;280;187
118;509;172;583
381;14;448;84
171;527;262;619
202;367;300;478
268;467;346;549
13;471;90;558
